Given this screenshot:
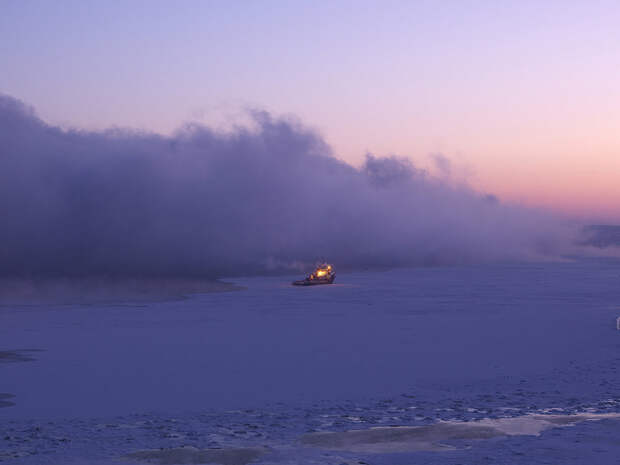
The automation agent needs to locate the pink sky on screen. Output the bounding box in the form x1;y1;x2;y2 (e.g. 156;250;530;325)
1;1;619;220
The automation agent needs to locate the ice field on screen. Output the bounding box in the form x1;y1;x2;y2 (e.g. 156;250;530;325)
1;258;619;464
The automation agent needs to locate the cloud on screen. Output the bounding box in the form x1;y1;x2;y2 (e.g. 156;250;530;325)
0;94;575;278
431;152;452;177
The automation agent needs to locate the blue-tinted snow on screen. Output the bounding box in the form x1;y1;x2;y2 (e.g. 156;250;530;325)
1;259;619;464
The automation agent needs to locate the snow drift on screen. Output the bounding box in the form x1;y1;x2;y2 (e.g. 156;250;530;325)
0;94;573;278
300;414;620;453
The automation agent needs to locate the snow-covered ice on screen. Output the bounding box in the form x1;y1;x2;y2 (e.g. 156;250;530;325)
1;258;619;464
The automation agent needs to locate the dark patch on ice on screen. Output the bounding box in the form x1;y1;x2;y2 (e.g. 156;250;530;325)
125;446;267;465
0;392;16;408
0;277;244;305
0;349;42;363
0;351;40;409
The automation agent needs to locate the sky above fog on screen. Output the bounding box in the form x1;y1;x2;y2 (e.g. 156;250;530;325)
1;0;619;219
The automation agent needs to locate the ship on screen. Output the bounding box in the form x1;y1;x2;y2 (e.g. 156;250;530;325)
292;263;336;286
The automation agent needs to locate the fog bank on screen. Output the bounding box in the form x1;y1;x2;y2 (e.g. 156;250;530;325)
0;95;574;278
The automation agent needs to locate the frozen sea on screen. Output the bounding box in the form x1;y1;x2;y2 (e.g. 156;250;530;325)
1;259;619;464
